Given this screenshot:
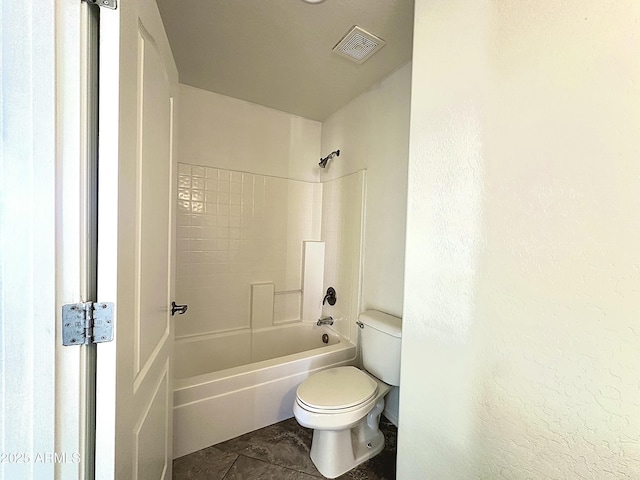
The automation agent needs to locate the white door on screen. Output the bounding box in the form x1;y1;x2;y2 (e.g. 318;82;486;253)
95;0;178;478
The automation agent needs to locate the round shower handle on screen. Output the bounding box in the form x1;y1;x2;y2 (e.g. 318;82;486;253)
322;287;336;306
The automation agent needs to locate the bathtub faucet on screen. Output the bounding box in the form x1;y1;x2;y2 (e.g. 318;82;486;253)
317;316;334;326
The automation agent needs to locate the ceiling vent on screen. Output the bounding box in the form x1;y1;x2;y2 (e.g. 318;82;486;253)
332;26;385;64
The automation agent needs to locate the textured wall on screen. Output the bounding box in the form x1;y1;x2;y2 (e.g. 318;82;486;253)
399;1;640;478
1;2;57;477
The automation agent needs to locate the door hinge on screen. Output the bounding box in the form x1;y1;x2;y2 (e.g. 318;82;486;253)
85;0;117;10
62;302;114;346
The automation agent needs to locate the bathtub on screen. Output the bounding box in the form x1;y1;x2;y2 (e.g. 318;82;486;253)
172;322;356;458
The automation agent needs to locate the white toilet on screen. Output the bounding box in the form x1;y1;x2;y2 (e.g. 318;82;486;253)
293;310;401;479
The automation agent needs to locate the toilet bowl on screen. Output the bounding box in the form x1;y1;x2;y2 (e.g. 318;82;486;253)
293;310;402;479
293;366;391;479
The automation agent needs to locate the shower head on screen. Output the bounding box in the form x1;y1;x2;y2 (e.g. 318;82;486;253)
319;149;340;168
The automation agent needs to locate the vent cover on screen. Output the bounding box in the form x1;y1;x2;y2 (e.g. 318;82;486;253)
332;26;385;64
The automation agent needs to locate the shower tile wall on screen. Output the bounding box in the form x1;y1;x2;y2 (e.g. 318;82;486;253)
176;162;322;338
320;171;365;343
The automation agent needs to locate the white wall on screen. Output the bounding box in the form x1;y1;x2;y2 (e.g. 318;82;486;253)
1;3;57;478
178;84;321;182
399;1;640;478
321;64;411;318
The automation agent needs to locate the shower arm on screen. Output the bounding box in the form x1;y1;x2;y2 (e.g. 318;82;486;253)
319;149;340;168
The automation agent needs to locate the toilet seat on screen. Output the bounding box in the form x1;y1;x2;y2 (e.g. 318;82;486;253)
296;366;378;412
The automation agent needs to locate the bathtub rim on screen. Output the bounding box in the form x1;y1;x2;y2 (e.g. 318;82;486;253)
174;327;355;393
174;320;340;342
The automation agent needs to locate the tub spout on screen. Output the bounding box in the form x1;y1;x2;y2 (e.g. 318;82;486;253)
317;316;334;326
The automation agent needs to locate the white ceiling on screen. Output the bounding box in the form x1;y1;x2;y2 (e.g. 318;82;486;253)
156;0;414;121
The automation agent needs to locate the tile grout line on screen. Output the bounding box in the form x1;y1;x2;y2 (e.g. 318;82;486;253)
218;444;324;479
220;453;241;480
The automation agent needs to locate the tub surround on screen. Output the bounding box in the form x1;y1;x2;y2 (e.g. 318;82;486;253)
250;283;276;330
175;164;322;339
176;164;366;345
301;241;325;323
320;171;365;345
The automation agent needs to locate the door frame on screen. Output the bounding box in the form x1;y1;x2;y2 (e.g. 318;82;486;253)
56;1;100;477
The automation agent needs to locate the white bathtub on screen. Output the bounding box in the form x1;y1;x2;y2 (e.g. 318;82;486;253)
172;323;356;458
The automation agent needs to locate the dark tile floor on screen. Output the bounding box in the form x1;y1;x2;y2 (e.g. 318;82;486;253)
173;416;397;480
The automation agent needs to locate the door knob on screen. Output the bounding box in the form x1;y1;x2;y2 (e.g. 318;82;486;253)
171;302;188;316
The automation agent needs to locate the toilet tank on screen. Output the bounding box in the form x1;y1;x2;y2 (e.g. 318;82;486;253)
359;310;402;386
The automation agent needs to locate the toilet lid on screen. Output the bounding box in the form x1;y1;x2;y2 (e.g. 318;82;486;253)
296;366;378;410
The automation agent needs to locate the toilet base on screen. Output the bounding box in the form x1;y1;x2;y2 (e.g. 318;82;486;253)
309;397;386;479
